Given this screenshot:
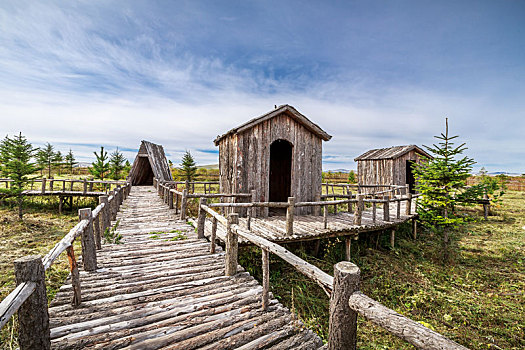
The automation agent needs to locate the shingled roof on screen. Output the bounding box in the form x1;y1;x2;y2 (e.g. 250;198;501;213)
128;140;173;185
354;145;432;161
213;104;332;145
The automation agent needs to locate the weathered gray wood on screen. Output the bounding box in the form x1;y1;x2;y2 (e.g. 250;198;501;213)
286;197;295;236
353;194;363;225
79;208;97;271
41;178;46;194
323;205;328;229
0;282;36;329
391;229;395;249
328;261;359;350
168;187;174;209
345;237;351;261
225;213;239;276
180;188;188;220
348;292;469;350
211;217;217;254
372;202;377;222
14;255;51;350
197;198;207;239
412;218;417;240
93;214;101;250
397;200;401;219
83;179;87;195
262;248;269;311
406;192;412;215
383;197;390;222
100;196;110;233
66;246;81;307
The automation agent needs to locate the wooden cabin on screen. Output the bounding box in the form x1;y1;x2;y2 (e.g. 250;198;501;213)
128;140;173;185
214;105;332;216
354;145;432;193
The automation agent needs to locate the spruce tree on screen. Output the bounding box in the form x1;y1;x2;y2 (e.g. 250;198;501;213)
109;148;126;180
413;118;482;262
53;150;63;176
90;146;110;180
64;149;77;175
37;142;56;178
180;151;197;182
0;133;37;219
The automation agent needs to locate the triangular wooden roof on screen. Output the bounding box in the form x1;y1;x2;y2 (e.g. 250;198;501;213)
214;104;332;145
354;145;432;161
128;140;173;183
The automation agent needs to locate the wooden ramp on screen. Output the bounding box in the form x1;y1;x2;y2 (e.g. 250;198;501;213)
48;186;322;349
205;201;416;244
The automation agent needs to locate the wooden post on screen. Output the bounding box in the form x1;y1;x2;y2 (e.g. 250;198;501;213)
180;188;188;220
14;255;51;350
66;246;81;306
372;202;377;223
345;237;352;261
323;205;328;229
248;189;256;230
175;191;180;214
168;189;174;209
225;213;239;276
79;208;97;271
397;200;401;219
88;181;94;192
59;196;63;215
83;179;87;195
49;177;54;192
314;193;321;216
99;196;110;233
70;180;74;192
347;191;353;213
353;195;363;225
41;178;46;194
391;229;395;249
197;198;207;239
111;190;118;220
412;218;417;240
286;197;295;236
185;180;189;194
93;214;101;250
262;248;269;311
210;217;217;254
406;192;412;215
328;261;359;350
383;197;390;222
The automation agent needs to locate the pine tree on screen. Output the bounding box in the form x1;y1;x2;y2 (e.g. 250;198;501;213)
180;151;197;182
64;149;77;175
53;150;63;176
348;170;356;183
90;147;110;180
37;143;55;178
0;133;37;219
109;148;126;180
413;118;483;262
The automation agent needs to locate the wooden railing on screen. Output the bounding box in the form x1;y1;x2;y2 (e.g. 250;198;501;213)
0;178;127;195
0;183;131;349
190;201;468;349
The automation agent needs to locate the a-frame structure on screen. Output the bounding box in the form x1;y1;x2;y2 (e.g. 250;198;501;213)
128;140;173;185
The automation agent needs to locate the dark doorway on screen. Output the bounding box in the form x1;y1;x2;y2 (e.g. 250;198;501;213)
406;160;416;193
133;156;154;185
269;139;293;214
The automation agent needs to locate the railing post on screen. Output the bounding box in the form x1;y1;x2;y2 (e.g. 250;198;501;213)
41;178;46;194
83;179;87;195
168;188;174;209
262;248;269;311
405;192;412;215
14;255;50;350
49;177;54;192
180;188;188;220
383;197;390;222
210;217;217;254
79;208;97;271
391;229;396;249
197;198;207;239
372;200;377;223
225;213;239;276
353;194;363;225
412;218;417;240
93;213;101;250
100;195;110;233
175;190;180;213
347;190;353;213
314;193;321;216
111;190;118;221
248;189;256;230
345;237;352;261
397;199;401;219
66;246;81;306
88;181;94;192
286;196;295;236
323;205;328;229
328;261;359;350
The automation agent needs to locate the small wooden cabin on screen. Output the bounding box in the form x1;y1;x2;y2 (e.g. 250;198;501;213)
214;105;332;216
354;145;432;193
128;140;173;185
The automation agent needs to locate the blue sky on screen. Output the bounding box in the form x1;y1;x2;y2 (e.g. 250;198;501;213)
0;0;524;173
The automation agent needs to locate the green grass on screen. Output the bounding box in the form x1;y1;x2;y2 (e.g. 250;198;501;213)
239;190;524;349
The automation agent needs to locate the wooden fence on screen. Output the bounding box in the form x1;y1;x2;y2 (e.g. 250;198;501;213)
0;183;131;349
159;188;468;349
0;178;127;195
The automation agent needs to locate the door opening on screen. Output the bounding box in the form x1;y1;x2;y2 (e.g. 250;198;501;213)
269;139;293;215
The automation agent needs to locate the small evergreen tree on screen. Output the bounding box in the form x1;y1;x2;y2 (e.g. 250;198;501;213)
109;148;126;180
0;133;37;219
124;160;131;176
348;170;356;183
90;146;110;180
64;149;77;175
413;118;483;262
180;151;197;182
37;143;55;178
53;150;63;176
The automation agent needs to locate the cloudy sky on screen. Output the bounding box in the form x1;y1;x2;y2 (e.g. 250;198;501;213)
0;1;524;173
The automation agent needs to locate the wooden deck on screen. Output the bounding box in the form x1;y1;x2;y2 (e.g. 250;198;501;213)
204;201;416;244
48;186;322;349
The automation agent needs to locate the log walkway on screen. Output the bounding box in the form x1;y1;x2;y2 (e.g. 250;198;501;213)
47;186;323;349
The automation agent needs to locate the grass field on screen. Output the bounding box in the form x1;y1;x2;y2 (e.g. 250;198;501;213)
0;191;523;349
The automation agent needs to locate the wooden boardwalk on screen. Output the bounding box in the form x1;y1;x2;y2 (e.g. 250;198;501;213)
48;186;322;349
204;201;416;244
